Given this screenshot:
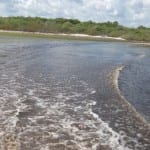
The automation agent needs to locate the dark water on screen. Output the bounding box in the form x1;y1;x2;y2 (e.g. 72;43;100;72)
0;35;149;150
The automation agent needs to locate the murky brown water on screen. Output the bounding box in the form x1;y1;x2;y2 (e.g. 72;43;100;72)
0;35;150;150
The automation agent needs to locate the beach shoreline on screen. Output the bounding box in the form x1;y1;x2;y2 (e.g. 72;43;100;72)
0;29;125;41
1;29;150;47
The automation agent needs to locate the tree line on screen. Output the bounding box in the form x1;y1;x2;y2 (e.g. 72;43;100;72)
0;16;150;41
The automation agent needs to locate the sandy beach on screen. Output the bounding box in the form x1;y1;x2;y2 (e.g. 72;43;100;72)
0;29;126;41
1;29;150;46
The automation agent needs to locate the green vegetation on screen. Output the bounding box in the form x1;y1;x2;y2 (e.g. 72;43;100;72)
0;16;150;42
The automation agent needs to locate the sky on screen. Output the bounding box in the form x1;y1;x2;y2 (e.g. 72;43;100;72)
0;0;150;27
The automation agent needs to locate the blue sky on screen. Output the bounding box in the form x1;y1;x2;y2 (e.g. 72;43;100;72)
0;0;150;27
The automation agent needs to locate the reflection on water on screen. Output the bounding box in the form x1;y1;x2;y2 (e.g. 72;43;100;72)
0;35;150;150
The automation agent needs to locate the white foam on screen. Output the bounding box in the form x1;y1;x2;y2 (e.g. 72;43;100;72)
113;66;124;91
86;100;130;150
138;54;145;58
0;72;131;149
91;90;96;94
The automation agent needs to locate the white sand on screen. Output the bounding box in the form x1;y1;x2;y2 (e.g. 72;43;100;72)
0;30;126;41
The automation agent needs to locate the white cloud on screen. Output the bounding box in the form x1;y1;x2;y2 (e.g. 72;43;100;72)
0;2;8;16
0;0;150;27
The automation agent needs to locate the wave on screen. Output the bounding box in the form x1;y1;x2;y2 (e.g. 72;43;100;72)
111;65;149;126
87;101;131;150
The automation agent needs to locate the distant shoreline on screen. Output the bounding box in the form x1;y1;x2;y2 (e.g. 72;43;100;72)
0;29;125;41
0;30;150;46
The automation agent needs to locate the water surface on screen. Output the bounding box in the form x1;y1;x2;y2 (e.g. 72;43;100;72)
0;35;150;150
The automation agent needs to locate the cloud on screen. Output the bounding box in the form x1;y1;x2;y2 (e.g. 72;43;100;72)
0;0;150;27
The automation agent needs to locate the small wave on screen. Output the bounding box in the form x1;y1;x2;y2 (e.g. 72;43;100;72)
138;54;145;58
110;65;150;129
87;101;131;150
112;66;124;92
111;65;149;125
104;66;150;149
